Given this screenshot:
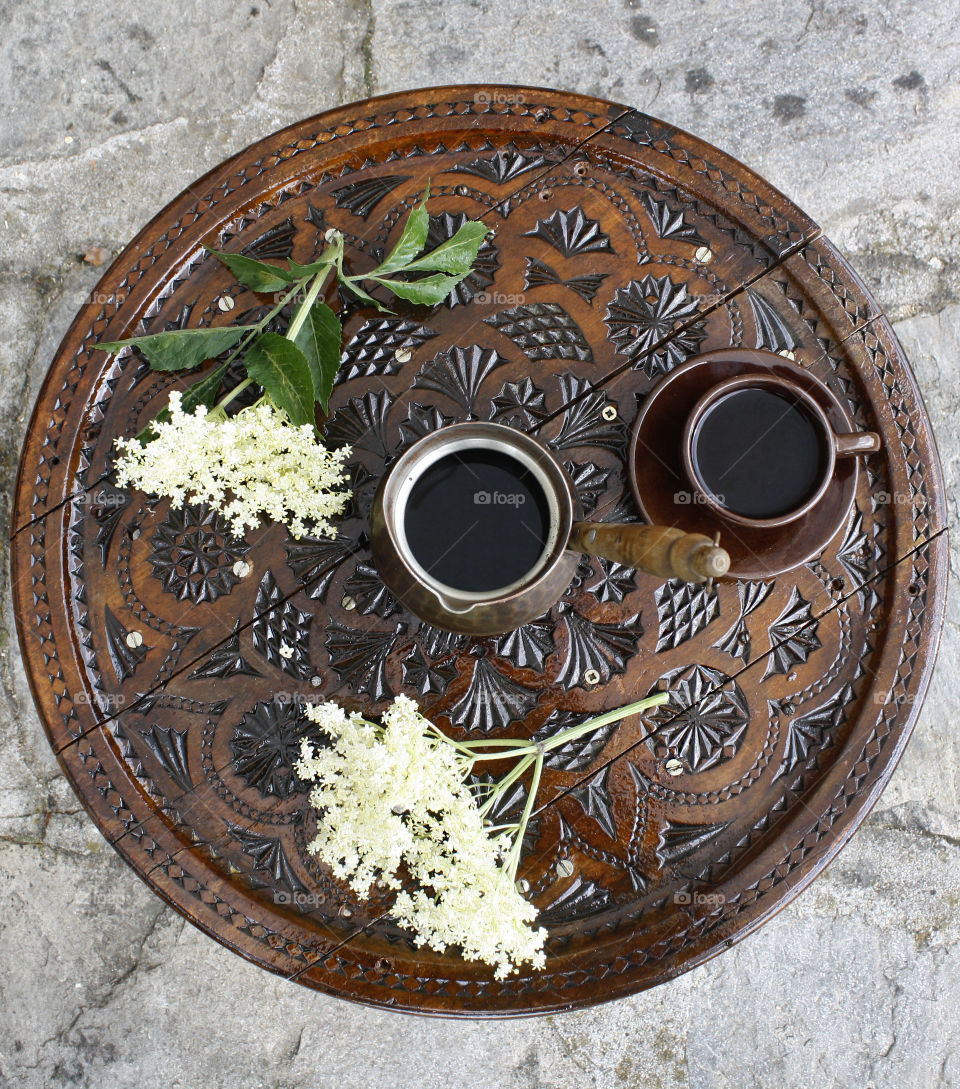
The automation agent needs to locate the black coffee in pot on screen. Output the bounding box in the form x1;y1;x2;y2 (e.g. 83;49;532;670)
403;449;551;593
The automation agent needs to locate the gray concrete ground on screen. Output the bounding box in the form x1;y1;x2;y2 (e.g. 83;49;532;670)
1;1;958;1086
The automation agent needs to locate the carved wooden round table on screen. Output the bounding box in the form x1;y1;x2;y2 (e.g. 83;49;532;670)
11;86;947;1016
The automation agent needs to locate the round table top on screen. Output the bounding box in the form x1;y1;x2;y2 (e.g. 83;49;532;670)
11;85;947;1016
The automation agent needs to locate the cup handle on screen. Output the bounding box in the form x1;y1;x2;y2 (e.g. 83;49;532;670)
568;523;730;584
834;431;880;457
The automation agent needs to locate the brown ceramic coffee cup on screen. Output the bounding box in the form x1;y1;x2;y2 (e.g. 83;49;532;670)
681;373;880;530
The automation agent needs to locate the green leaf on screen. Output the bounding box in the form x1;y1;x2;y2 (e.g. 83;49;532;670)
288;255;336;278
403;220;488;275
180;360;231;414
340;277;392;312
374;272;468;307
99;326;254;371
206;248;301;293
373;182;431;277
244;332;316;426
292;300;342;413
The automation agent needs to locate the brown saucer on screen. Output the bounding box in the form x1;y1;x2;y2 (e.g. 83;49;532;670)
628;350;861;579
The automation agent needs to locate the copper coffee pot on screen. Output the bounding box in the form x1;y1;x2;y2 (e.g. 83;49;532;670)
370;422;729;636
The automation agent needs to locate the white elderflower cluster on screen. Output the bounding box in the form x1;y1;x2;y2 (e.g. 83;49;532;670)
296;695;547;979
114;392;352;538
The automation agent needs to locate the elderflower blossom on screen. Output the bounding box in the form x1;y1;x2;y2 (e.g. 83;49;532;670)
114;391;352;538
296;695;547;979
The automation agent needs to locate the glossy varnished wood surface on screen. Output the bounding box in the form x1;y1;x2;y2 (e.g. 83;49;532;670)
10;86;947;1015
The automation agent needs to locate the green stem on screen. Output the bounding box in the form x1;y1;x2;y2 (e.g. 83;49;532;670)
467;750;536;762
504;752;544;881
538;693;669;753
207;278;310;416
430;729;534;765
223;280;306;365
286;262;335;342
477;753;535;820
455;695;670;766
422;696;670;890
213;376;254;413
425;723;486;759
460;738;539;748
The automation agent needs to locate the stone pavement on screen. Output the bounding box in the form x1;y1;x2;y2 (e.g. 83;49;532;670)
0;1;957;1085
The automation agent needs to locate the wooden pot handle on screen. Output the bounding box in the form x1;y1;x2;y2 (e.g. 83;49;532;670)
568;523;731;584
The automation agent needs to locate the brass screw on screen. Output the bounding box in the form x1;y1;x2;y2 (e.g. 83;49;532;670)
665;757;683;776
584;668;601;686
556;858;575;878
217;295;235;312
695;246;713;264
342;595;357;611
395;347;412;363
601;405;618;422
125;631;143;649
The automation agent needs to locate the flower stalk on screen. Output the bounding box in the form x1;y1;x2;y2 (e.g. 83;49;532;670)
455;692;669;878
296;691;669;977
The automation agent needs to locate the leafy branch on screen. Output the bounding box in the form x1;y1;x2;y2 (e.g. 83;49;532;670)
99;185;488;440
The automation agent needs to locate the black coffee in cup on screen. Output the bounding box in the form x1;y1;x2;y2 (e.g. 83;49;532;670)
403;449;551;592
690;386;829;520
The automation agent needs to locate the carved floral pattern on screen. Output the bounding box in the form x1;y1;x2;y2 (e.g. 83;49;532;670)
605;274;706;376
764;588;821;678
449;144;551;184
636;191;707;245
485;302;593;363
774;685;852;781
553;608;641;688
148;504;249;603
230;696;317;799
523;257;608;303
713;580;775;663
645;664;749;772
252;573;312;680
655;579;720;651
569;767;617;840
448;654;539;732
524;207;614;257
414;345;507;414
228;824;309;894
325;620;405;702
332;174;411;219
